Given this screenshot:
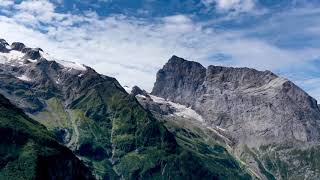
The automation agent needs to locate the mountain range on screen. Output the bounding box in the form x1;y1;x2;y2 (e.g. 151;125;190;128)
0;38;319;180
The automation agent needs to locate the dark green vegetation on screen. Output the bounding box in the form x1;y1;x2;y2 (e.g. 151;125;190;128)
0;94;94;180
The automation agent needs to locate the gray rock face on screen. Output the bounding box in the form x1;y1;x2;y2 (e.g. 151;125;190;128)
153;56;206;107
22;47;43;59
11;42;26;51
0;40;99;114
152;55;320;147
130;85;149;97
0;39;9;53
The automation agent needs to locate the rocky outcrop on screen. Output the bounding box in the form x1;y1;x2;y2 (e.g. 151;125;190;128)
22;48;43;60
0;39;9;53
130;86;149;97
11;42;26;51
153;55;207;107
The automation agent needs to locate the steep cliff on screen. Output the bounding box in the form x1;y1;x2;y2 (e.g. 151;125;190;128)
152;55;320;179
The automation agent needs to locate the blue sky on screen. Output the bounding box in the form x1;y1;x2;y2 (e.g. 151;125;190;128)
0;0;320;100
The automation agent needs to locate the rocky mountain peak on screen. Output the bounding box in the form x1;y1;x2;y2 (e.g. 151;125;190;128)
11;42;26;51
0;38;90;112
152;56;206;105
130;85;149;97
0;38;87;71
0;38;9;46
21;47;43;60
165;55;205;72
152;55;320;147
0;39;9;53
10;41;43;60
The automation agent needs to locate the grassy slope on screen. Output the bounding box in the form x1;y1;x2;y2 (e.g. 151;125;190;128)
0;94;94;180
240;144;320;180
65;78;253;179
162;116;253;180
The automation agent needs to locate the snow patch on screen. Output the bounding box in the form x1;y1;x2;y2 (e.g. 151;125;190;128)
28;59;37;63
149;95;204;122
136;94;147;98
0;50;24;63
16;74;31;82
136;94;232;146
124;86;132;93
40;51;86;71
0;50;86;71
56;60;86;71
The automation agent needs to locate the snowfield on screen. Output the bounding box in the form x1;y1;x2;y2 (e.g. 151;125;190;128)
40;51;86;71
0;50;24;63
149;95;204;122
0;50;86;71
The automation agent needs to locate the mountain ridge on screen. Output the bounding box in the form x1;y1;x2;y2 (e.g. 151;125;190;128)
3;37;320;179
0;38;253;179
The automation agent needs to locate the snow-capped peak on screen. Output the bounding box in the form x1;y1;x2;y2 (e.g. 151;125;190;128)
0;39;87;71
40;51;86;71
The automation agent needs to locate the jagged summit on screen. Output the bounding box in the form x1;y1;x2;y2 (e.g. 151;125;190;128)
11;42;26;51
166;55;205;71
158;55;280;97
0;39;8;45
167;55;278;84
0;38;86;71
153;55;320;146
130;85;149;97
0;39;10;53
151;55;320;179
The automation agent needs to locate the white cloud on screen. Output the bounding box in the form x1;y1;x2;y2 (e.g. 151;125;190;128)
0;0;14;6
161;15;196;33
202;0;255;12
218;0;254;11
15;0;55;13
